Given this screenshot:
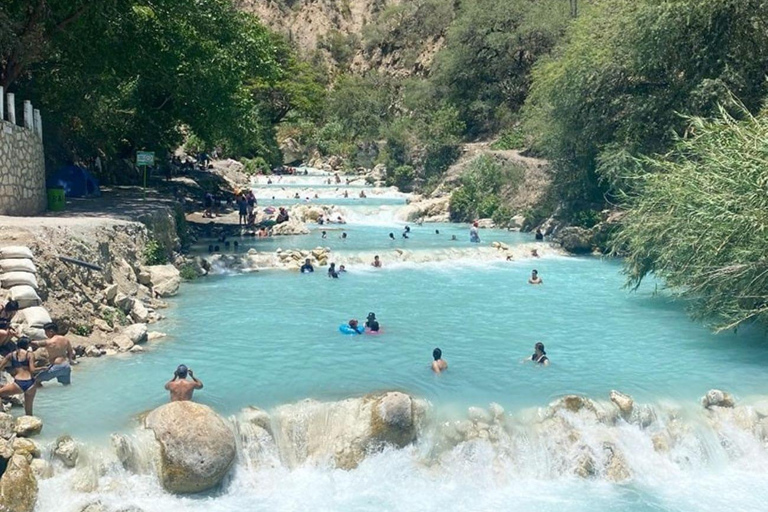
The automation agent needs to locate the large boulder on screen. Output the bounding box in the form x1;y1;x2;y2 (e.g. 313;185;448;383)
144;402;236;493
272;391;424;470
0;413;14;439
555;227;594;254
121;323;148;344
146;265;181;297
0;454;38;512
271;219;310;236
702;389;735;409
54;435;79;468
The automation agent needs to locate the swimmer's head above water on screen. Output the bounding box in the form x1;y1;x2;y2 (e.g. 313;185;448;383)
175;364;189;379
433;348;442;361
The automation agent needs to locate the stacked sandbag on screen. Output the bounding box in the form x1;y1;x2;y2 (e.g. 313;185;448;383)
0;246;46;340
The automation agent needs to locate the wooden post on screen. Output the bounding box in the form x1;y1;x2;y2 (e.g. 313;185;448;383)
6;93;15;125
23;100;33;130
34;109;43;139
0;86;4;122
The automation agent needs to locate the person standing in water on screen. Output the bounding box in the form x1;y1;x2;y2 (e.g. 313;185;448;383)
300;259;314;273
389;233;395;241
33;322;76;386
528;269;543;285
469;221;481;243
372;255;382;268
531;342;550;366
0;336;37;415
535;228;544;241
328;263;339;278
365;312;380;332
431;348;448;373
165;365;203;402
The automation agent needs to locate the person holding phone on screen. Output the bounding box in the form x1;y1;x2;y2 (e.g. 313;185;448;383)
165;365;203;402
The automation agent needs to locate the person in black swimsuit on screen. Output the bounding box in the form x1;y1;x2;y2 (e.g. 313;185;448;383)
300;259;314;273
535;228;544;241
365;312;380;332
531;342;550;366
0;336;37;415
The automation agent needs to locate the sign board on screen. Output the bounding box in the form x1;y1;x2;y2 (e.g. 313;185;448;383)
136;151;155;166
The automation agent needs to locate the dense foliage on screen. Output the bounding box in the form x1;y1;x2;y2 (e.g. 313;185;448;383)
524;0;768;209
615;109;768;331
1;0;293;174
448;155;524;224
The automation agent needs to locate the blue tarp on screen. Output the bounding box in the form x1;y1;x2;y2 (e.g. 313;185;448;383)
48;165;101;198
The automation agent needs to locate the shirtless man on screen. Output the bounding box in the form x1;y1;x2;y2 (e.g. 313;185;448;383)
528;269;543;285
33;322;76;386
431;348;448;374
165;365;203;402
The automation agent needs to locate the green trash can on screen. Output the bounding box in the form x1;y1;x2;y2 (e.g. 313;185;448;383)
47;187;65;211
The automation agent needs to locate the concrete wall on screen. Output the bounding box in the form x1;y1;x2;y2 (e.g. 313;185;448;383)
0;120;46;216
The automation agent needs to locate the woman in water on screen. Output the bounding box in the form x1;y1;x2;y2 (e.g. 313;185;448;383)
0;336;37;415
531;342;549;366
372;255;382;268
365;312;380;332
328;263;339;278
348;319;363;334
469;221;481;243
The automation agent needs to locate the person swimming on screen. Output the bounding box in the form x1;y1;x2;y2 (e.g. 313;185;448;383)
365;312;380;332
528;269;542;285
339;265;347;273
431;347;448;373
341;232;347;240
348;319;363;334
435;229;440;235
531;248;540;258
451;235;457;241
322;230;327;239
531;342;549;366
372;255;382;268
389;233;395;241
328;263;339;278
300;259;314;273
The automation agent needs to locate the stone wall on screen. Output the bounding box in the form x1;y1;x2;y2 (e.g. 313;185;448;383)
0;121;46;216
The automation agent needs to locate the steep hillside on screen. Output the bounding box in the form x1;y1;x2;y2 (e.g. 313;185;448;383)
237;0;451;76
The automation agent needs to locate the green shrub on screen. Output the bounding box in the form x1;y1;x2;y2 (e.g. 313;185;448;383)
101;308;128;328
491;126;527;150
143;238;168;265
389;165;416;191
179;264;199;281
242;157;270;175
72;325;92;337
571;209;602;229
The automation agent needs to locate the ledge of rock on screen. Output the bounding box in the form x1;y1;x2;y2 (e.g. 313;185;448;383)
14;416;43;437
0;454;38;512
145;265;181;297
144;401;236;494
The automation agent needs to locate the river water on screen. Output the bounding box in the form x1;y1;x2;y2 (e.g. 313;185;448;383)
33;168;768;511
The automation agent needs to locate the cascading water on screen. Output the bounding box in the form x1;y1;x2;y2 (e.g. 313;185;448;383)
30;168;768;511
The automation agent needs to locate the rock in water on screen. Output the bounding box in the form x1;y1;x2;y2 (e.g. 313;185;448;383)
54;435;79;468
370;392;417;447
144;402;236;493
0;454;38;512
14;416;43;437
702;389;735;409
610;390;634;417
555;227;594;254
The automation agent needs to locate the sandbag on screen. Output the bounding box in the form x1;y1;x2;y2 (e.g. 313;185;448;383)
18;327;46;341
15;306;51;328
0;273;38;289
0;259;36;274
0;246;33;260
8;286;41;309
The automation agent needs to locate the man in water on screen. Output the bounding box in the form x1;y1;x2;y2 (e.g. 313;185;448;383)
531;248;540;258
165;365;203;402
389;233;395;241
341;232;348;240
321;230;327;239
33;322;76;386
531;342;550;366
365;312;380;332
535;228;544;241
431;348;448;374
372;255;382;268
276;207;289;224
469;221;480;243
528;269;543;285
237;194;248;226
339;265;347;273
328;263;339;278
300;259;314;273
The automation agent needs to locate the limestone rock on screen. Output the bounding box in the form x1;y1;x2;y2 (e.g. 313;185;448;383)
93;318;113;333
85;346;102;357
146;265;181;297
144;401;236;493
370;392;418;448
147;331;167;342
29;458;53;479
0;413;14;439
54;435;79;468
129;345;144;353
271;219;310;236
130;300;149;323
113;293;134;313
72;465;99;492
112;258;138;295
121;323;148;344
555;227;594;254
112;335;134;352
0;454;37;512
0;438;13;459
12;438;40;458
14;416;43;437
104;284;119;303
702;389;735;409
610;390;634;417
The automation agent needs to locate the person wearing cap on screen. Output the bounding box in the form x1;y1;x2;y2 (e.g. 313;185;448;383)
531;342;549;366
365;312;380;332
469;221;480;243
165;365;203;402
